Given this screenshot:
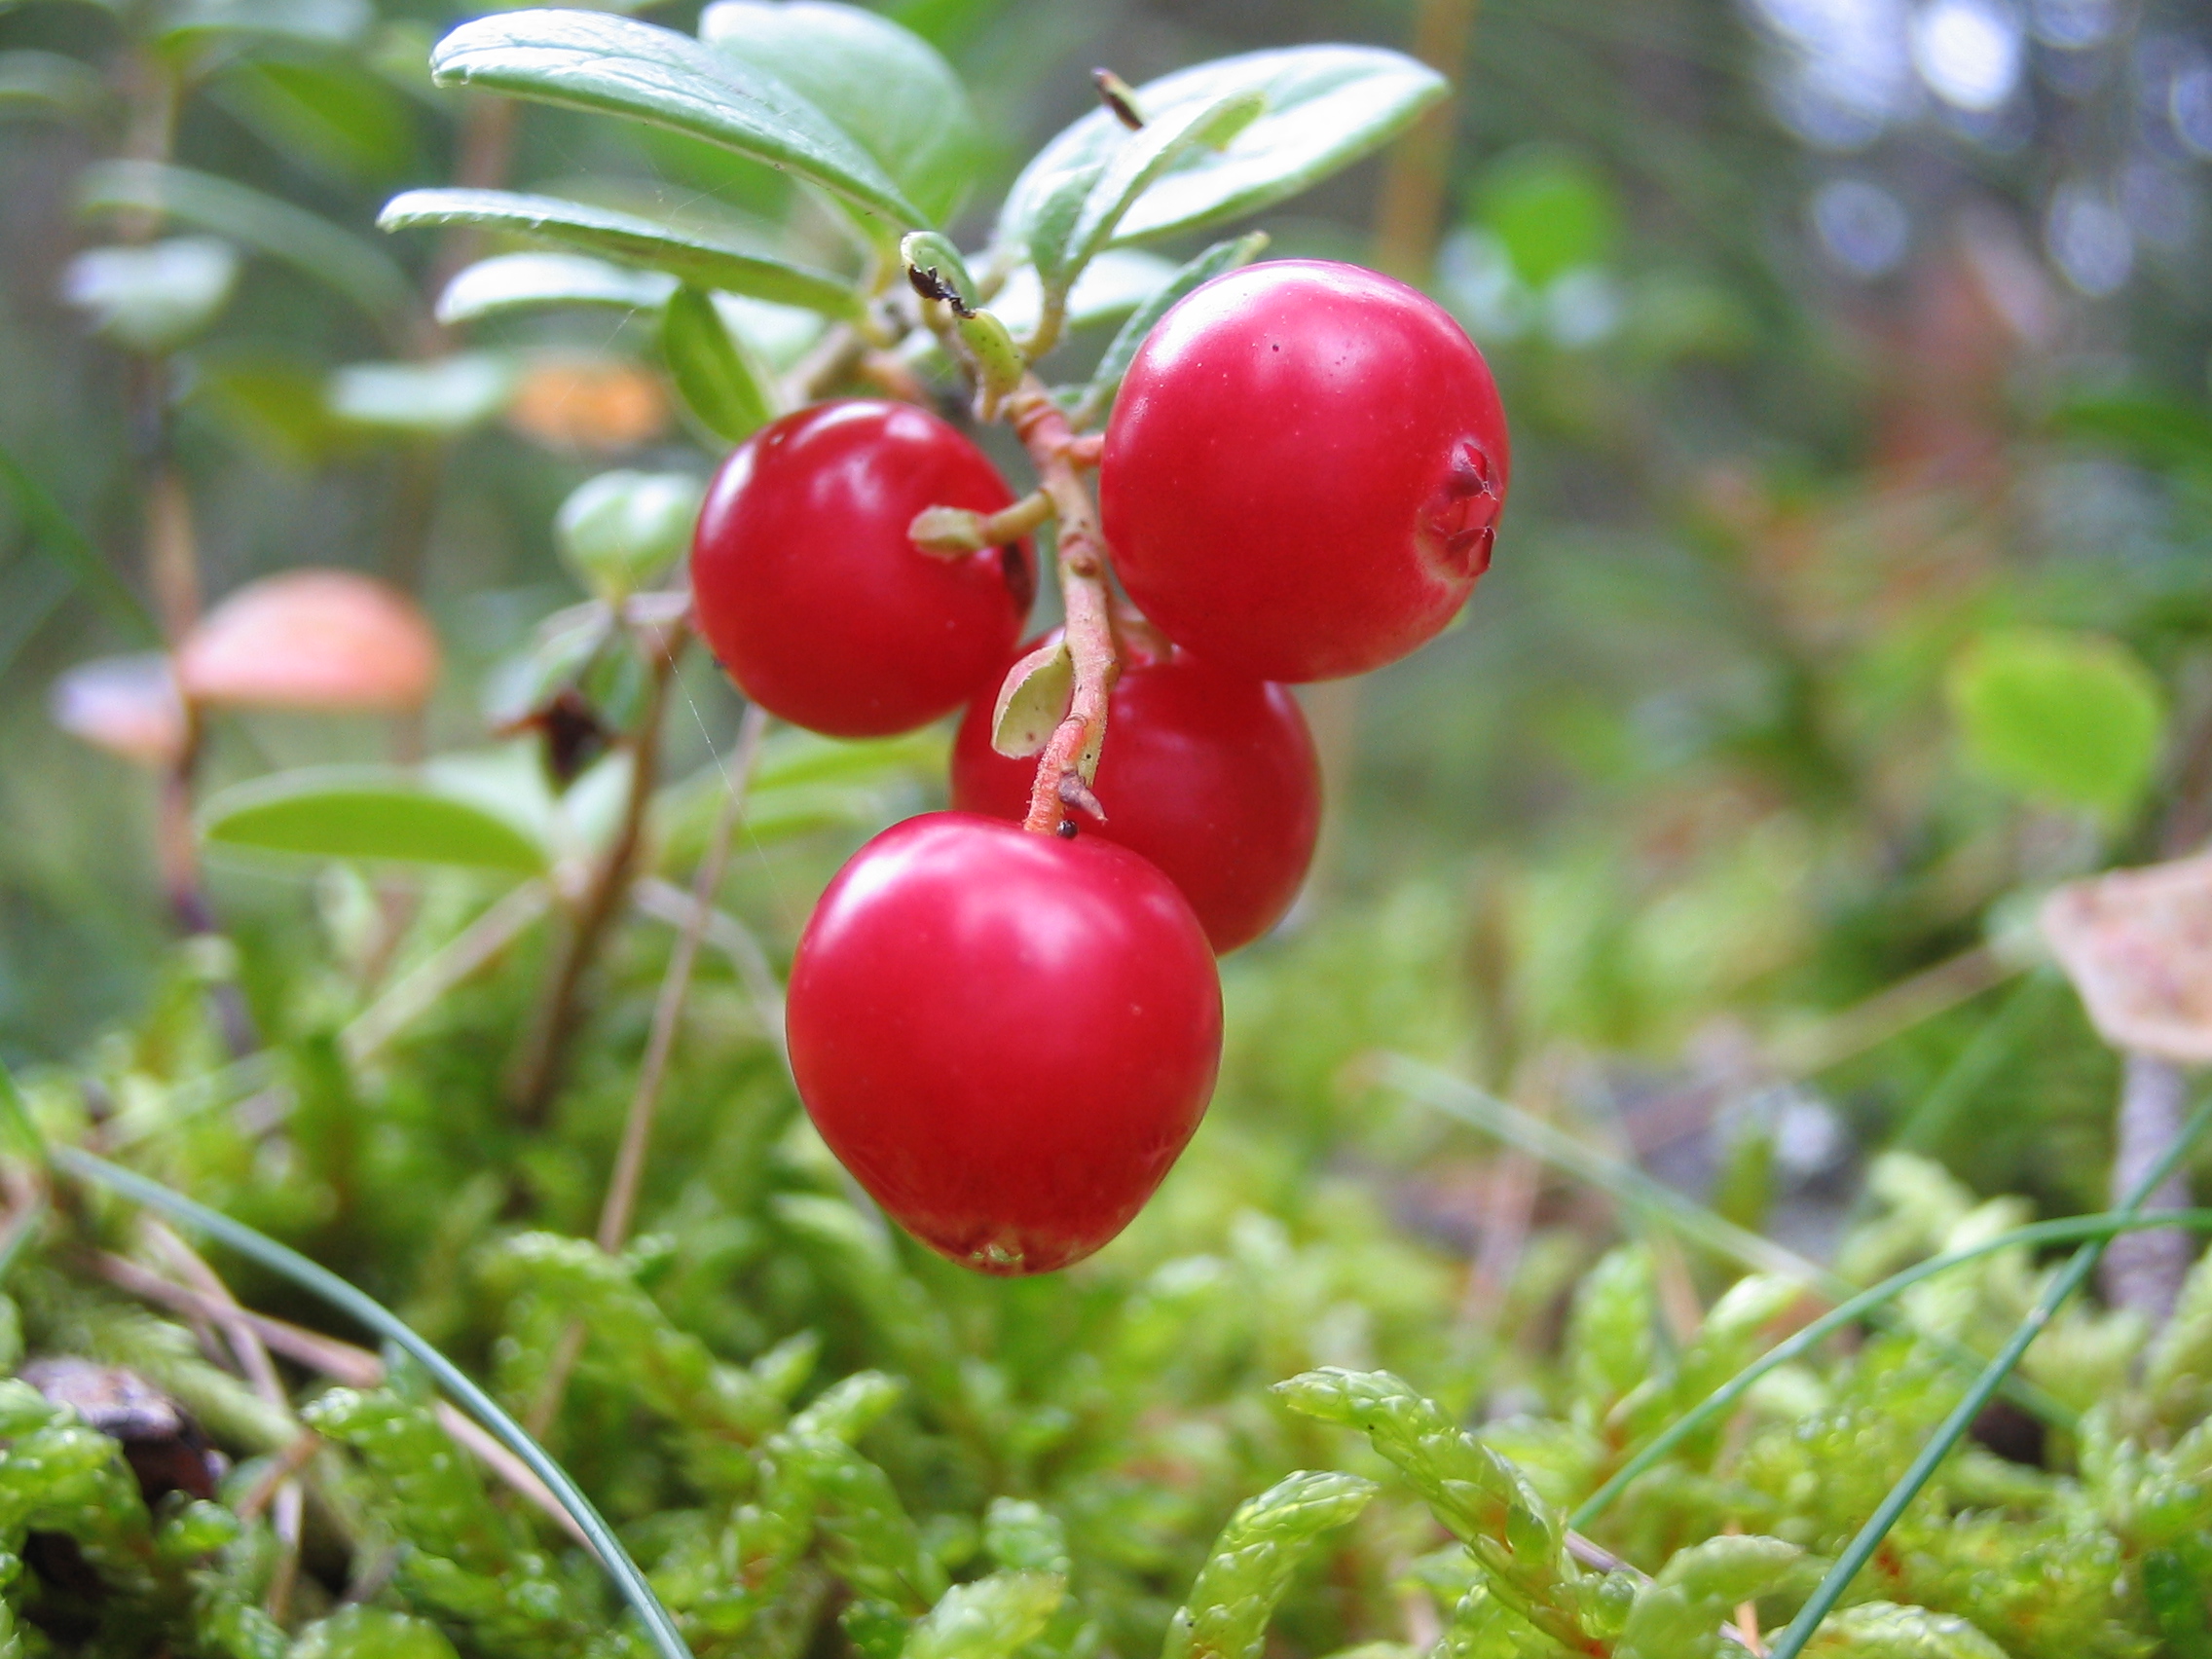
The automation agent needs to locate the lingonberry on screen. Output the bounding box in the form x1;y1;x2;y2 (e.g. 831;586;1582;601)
786;812;1221;1274
1100;259;1509;683
950;636;1320;952
690;400;1036;737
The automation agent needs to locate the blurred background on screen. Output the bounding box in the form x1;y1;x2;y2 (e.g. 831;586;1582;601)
1;0;2209;1260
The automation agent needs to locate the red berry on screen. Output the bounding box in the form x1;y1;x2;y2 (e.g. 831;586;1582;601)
950;637;1320;953
786;812;1221;1274
1100;259;1508;683
690;400;1036;737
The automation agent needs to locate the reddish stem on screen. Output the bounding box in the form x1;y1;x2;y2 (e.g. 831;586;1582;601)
1007;384;1121;834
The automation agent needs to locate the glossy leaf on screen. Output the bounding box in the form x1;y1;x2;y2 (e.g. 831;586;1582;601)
988;248;1177;341
698;0;981;226
157;0;368;50
382;188;864;318
79;160;412;327
437;251;677;325
326;353;517;436
201;768;548;872
1028;89;1264;289
0;50;103;121
555;469;703;600
662;283;779;443
999;46;1446;258
1947;628;2166;820
426;10;924;228
57;239;239;353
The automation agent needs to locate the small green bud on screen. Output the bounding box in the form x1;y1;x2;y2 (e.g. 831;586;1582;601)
555;469;705;603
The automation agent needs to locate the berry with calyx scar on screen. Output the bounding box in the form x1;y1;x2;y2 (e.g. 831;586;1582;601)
785;812;1221;1275
1100;259;1508;683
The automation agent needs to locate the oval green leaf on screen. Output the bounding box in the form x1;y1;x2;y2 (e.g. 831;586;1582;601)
1947;627;2166;820
427;10;924;229
203;767;550;872
698;1;981;226
326;353;518;436
998;46;1446;260
79;160;412;328
437;251;678;326
382;188;864;318
662;283;779;443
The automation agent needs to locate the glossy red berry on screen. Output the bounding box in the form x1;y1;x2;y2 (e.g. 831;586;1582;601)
786;812;1221;1274
950;637;1320;953
1100;259;1509;683
690;399;1035;737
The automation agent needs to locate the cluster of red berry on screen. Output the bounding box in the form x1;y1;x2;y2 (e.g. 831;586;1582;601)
688;260;1508;1275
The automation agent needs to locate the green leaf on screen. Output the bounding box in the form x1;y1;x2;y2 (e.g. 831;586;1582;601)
1798;1603;2009;1658
982;1500;1069;1576
79;160;412;327
57;238;239;353
698;0;981;226
427;10;924;228
663;283;780;443
382;188;864;318
555;469;703;601
1069;233;1265;424
201;766;550;872
1946;627;2166;819
437;250;677;325
326;353;518;436
156;0;367;50
998;47;1445;259
903;1572;1066;1659
0;50;104;121
1027;89;1265;292
1618;1536;1803;1659
2049;391;2212;473
1161;1471;1377;1659
289;1605;461;1659
1473;147;1620;287
990;638;1071;758
211;59;422;187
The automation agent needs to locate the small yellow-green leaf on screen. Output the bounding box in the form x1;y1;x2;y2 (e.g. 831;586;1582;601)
202;767;549;872
991;639;1072;759
1947;627;2166;820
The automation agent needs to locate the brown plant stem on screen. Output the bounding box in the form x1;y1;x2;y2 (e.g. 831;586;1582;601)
1006;382;1120;833
527;704;772;1436
1373;0;1482;280
598;701;770;1253
505;627;684;1124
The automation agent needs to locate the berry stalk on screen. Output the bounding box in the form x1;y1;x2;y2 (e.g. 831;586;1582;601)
1008;382;1121;834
